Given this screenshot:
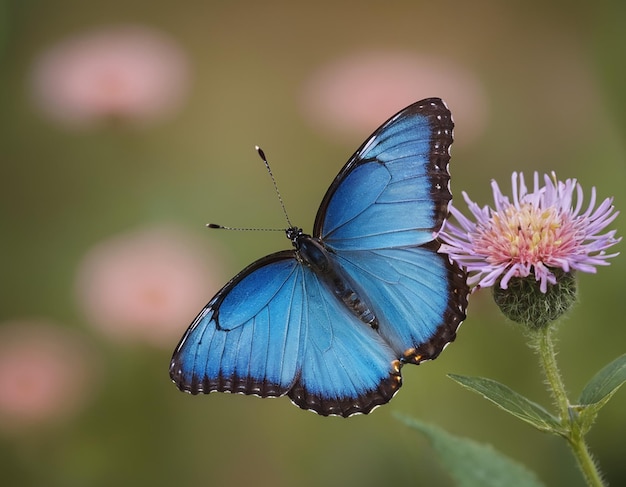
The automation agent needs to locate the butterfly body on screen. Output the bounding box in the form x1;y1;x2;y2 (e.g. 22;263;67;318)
292;228;379;328
170;98;469;417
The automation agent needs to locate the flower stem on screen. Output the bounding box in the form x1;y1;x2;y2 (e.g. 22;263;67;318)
531;326;605;487
568;431;606;487
535;326;569;418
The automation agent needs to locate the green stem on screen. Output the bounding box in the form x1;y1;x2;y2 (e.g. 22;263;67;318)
568;431;606;487
535;326;569;418
531;327;606;487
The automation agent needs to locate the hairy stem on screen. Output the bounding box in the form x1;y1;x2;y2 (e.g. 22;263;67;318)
531;327;605;487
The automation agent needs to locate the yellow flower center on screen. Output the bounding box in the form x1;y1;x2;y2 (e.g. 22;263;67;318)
476;203;569;266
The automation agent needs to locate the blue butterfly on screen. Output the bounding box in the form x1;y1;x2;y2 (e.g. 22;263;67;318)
170;98;468;417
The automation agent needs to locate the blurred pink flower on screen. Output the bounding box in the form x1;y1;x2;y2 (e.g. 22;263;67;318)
0;321;97;432
75;226;226;347
31;25;190;128
299;50;488;147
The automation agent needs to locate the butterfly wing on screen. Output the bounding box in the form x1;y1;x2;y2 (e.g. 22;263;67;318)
288;267;401;416
170;252;401;417
314;97;468;363
328;246;467;363
170;252;305;397
313;97;454;250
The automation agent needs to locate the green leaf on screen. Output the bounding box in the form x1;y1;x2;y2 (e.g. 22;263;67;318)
395;414;546;487
448;374;563;434
579;354;626;407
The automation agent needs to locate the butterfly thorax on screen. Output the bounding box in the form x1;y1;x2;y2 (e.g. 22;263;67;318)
287;227;379;329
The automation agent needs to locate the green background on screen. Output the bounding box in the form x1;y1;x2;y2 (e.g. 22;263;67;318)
1;1;624;486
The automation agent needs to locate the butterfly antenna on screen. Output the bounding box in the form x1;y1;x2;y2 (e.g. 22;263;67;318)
206;146;294;232
255;145;294;228
207;223;284;231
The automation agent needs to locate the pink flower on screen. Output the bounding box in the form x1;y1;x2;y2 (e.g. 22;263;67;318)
440;172;621;293
0;321;97;432
75;226;226;347
30;25;190;128
299;49;488;147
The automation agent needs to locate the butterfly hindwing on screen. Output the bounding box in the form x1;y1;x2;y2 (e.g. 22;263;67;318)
330;245;467;364
288;268;401;416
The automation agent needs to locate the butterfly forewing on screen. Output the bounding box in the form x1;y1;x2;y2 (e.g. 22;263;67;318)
170;252;305;397
313;98;454;250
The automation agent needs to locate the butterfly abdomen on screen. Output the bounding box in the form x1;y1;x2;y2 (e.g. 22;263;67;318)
295;233;379;328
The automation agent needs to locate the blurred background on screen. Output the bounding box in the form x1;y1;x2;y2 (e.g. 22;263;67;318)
1;1;625;486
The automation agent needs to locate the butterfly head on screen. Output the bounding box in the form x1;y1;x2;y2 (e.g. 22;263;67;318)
285;226;305;245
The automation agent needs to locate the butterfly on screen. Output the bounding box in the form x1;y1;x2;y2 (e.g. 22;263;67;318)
170;97;469;417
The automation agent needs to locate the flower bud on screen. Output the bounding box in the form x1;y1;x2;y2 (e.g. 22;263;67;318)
492;269;578;329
